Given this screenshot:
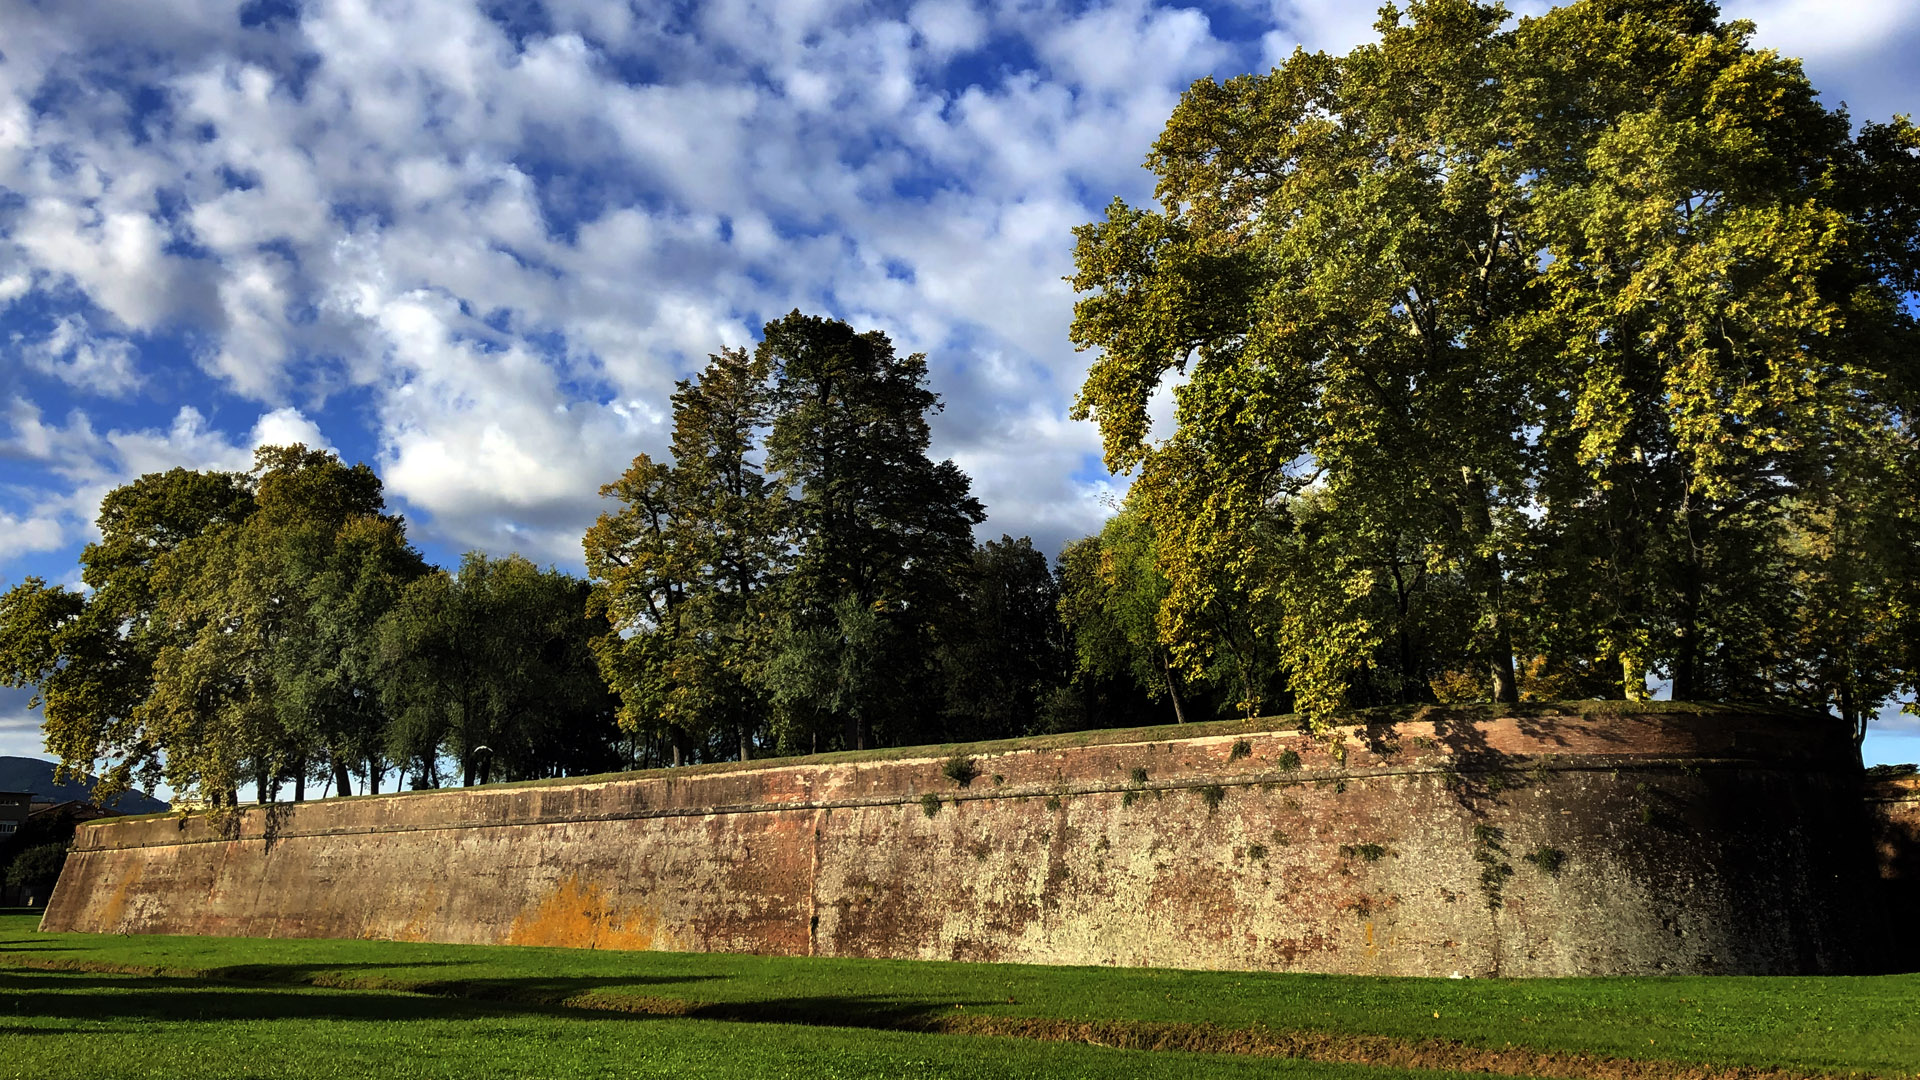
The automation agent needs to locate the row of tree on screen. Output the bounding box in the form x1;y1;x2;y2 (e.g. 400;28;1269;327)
0;449;623;805
0;315;1203;803
4;1;1914;806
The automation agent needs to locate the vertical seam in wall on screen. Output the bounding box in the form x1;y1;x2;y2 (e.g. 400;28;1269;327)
808;807;821;958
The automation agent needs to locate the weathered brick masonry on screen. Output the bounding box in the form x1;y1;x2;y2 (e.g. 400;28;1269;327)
40;704;1900;975
1869;772;1920;972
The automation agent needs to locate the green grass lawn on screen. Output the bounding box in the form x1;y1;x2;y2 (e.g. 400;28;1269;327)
2;966;1495;1080
4;914;1916;1078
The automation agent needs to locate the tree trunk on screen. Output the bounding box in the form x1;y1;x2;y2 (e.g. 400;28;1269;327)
463;757;476;787
256;770;271;805
1461;468;1518;704
332;758;353;799
293;762;306;803
738;721;750;763
1840;682;1864;748
367;758;382;796
1669;486;1704;700
1489;617;1518;703
1161;653;1188;723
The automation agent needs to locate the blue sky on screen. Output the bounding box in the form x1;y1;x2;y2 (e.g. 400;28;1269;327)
2;0;1917;764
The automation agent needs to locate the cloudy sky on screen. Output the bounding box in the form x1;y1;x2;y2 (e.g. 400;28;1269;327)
2;0;1917;764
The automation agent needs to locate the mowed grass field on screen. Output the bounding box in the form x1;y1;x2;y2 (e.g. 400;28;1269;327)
3;912;1916;1079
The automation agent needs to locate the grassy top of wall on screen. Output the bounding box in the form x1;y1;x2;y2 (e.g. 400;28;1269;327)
428;699;1832;787
98;699;1837;823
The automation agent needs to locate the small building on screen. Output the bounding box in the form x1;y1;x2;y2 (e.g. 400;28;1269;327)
0;792;30;841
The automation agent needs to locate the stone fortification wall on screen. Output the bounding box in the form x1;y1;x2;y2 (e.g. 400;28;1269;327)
41;704;1884;976
1868;773;1920;972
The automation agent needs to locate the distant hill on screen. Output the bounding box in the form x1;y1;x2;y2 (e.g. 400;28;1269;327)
0;757;169;814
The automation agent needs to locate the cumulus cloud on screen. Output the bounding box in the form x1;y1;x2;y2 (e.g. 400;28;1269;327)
0;0;1911;582
0;397;333;567
0;686;47;760
14;315;142;397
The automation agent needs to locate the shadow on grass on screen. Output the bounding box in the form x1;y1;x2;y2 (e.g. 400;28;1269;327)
0;1024;146;1037
2;966;996;1032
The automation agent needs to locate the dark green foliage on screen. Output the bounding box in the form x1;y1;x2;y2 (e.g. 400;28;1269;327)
762;312;985;751
1277;749;1302;772
1197;783;1227;814
1246;843;1268;861
1229;739;1252;761
3;843;65;892
2;449;440;806
1340;843;1388;862
942;756;980;788
919;793;942;818
1129;766;1149;785
1525;846;1567;876
1471;825;1514;910
377;553;617;787
1;467;255;803
937;537;1069;742
1052;505;1209;730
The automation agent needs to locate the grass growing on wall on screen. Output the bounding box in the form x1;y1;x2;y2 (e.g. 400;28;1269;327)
3;916;1917;1077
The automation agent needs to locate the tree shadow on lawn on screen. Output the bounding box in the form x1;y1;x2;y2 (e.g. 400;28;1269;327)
1;967;1002;1033
0;1023;150;1037
3;971;558;1024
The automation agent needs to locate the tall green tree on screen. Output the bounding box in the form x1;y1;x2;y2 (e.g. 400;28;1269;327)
1055;503;1196;725
140;446;418;804
0;468;253;803
758;311;985;749
377;552;616;786
1069;0;1919;732
937;535;1068;741
585;346;782;764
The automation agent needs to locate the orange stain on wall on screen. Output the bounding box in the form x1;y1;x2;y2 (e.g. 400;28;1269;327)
98;856;142;931
507;873;662;950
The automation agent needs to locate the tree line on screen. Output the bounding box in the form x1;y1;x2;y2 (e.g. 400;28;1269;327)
3;0;1915;808
0;447;623;804
0;314;1208;806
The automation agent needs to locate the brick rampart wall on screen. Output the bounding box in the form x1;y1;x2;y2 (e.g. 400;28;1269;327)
40;705;1890;976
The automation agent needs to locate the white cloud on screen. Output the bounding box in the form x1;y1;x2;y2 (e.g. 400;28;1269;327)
1725;0;1920;62
16;315;142;397
0;510;68;563
0;695;49;761
0;398;334;561
3;0;1905;589
910;0;989;60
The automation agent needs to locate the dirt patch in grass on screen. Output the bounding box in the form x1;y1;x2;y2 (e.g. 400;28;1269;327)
928;1016;1871;1080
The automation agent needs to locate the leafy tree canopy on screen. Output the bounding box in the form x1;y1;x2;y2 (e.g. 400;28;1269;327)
1070;0;1919;736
